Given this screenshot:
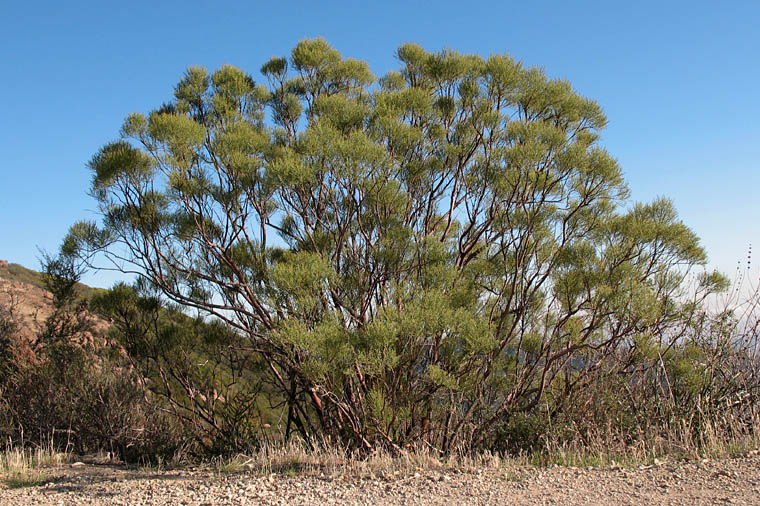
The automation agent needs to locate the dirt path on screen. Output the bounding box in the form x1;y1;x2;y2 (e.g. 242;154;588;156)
2;454;759;505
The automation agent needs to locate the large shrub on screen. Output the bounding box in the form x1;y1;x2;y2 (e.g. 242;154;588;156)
63;38;755;453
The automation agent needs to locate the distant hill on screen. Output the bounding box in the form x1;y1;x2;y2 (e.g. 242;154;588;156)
0;259;102;299
0;259;108;349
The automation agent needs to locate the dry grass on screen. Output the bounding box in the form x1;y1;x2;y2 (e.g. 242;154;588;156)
0;442;71;488
207;411;760;477
207;437;510;478
1;415;756;489
532;411;760;469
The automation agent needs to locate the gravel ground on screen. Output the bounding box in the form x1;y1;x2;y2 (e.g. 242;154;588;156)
2;454;759;505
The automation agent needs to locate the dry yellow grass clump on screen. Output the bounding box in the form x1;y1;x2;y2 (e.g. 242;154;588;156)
0;443;71;488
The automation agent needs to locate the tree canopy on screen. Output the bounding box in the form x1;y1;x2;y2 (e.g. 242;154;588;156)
65;38;722;452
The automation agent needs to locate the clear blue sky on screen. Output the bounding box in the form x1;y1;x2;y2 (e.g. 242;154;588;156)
2;0;758;287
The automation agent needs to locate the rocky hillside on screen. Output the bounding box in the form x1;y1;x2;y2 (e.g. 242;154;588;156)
0;259;107;350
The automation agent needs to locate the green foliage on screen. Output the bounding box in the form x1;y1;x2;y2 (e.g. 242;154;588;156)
90;281;272;457
62;38;756;454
